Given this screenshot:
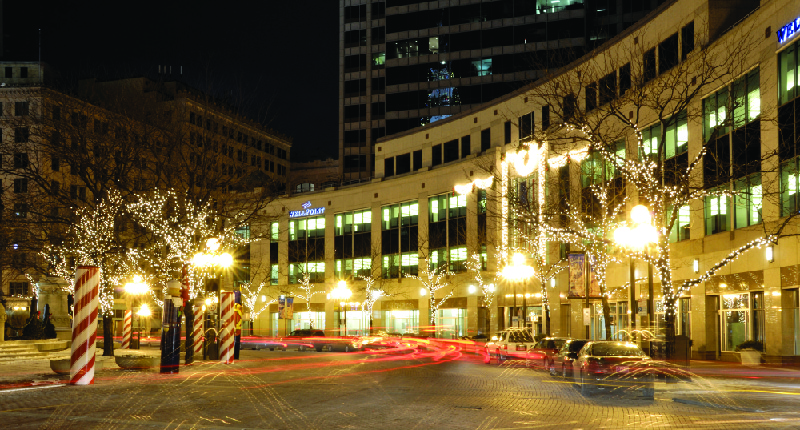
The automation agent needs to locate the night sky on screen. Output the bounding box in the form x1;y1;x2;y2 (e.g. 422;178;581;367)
2;0;340;162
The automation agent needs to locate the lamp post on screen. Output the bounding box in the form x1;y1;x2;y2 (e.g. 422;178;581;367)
124;275;148;349
331;281;352;337
613;204;657;340
501;253;535;329
193;238;233;360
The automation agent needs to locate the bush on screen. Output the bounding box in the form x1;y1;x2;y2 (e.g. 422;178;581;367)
734;340;763;352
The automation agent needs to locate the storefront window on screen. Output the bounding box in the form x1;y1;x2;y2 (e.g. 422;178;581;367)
291;311;325;331
437;308;466;339
720;293;749;352
384;309;419;334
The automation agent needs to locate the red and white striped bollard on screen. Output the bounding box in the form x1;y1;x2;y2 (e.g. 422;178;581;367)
193;305;203;357
219;292;235;364
121;310;132;349
70;266;100;385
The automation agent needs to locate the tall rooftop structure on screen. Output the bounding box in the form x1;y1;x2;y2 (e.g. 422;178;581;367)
339;0;663;181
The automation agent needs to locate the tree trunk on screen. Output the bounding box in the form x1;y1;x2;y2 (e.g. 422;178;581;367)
544;305;551;336
664;300;677;359
102;314;114;356
429;294;436;338
601;296;613;341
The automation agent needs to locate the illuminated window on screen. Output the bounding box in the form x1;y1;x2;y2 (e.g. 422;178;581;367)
734;174;762;228
382;201;418;278
668;205;691;242
705;190;729;235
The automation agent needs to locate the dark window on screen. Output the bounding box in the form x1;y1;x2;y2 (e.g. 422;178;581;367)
432;144;442;166
373;2;386;19
504;121;512;144
396;153;411;175
519;112;534;140
563;95;577;120
542;105;550;130
643;48;656;83
372;77;386;93
4;67;11;78
10;282;29;296
14;178;28;193
481;128;491;151
619;63;631;95
413;150;423;171
14;102;29;116
385;157;395;177
14;152;29;168
599;72;617;105
344;79;366;96
681;22;695;60
14;127;29;143
51;156;59;171
371;102;386;117
658;33;679;74
461;136;471;158
20;67;28;78
585;83;597;111
372;127;386;143
444;139;459;163
372;26;386;44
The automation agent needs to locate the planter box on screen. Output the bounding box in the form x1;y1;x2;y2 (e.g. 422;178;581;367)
114;355;159;370
739;349;763;365
50;358;105;375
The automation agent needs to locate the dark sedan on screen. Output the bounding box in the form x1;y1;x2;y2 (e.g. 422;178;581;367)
552;339;589;378
572;341;654;398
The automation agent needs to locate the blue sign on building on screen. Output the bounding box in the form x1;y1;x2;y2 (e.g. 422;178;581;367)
289;201;325;218
777;17;800;44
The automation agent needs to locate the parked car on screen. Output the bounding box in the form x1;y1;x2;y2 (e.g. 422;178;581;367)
526;337;571;372
572;341;654;399
483;328;537;364
552;339;590;378
278;329;325;351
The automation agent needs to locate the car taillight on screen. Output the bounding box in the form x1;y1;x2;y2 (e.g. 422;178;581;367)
503;344;507;350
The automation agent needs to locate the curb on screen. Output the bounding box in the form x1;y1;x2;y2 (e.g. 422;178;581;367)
672;397;764;413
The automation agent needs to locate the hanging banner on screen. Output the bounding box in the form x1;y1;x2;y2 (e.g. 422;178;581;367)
568;253;602;299
285;297;294;320
568;253;586;298
278;296;285;319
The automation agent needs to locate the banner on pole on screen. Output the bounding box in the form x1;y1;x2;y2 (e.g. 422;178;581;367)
567;253;602;299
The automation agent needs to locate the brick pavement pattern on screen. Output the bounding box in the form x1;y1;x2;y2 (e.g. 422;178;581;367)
0;348;798;429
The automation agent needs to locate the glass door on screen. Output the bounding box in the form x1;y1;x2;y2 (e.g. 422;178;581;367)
720;293;749;351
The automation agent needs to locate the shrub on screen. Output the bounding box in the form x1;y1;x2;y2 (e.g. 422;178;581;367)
734;340;763;352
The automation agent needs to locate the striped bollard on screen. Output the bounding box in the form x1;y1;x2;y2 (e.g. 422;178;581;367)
193;305;204;357
121;310;132;349
219;292;235;364
70;266;100;385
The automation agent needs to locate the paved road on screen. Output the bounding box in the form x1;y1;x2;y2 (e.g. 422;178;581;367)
0;346;799;429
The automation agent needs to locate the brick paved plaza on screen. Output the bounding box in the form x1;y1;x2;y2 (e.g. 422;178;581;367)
1;346;799;429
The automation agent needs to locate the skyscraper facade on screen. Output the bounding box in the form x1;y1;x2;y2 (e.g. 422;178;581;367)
339;0;663;181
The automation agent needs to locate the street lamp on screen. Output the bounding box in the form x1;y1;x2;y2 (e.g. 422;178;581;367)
501;253;535;328
193;237;233;360
125;274;149;348
613;204;657;339
331;280;352;336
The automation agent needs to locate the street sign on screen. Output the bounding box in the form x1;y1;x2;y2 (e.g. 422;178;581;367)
583;308;591;326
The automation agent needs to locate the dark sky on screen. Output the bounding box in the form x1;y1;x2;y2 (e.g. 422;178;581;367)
2;0;340;162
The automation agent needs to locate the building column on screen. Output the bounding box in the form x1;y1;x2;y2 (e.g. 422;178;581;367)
467;294;479;337
764;267;783;363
